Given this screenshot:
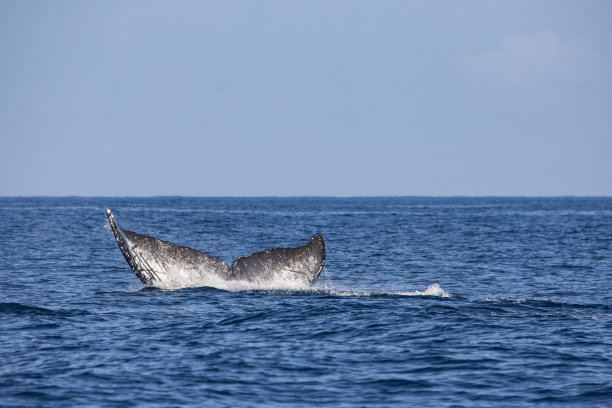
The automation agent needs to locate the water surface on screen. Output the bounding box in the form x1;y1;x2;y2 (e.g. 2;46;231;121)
1;197;610;407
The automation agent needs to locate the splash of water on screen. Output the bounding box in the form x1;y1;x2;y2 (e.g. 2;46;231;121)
321;282;453;298
149;264;314;292
141;264;453;298
396;282;453;297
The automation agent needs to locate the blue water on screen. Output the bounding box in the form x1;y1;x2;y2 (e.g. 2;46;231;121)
1;197;611;407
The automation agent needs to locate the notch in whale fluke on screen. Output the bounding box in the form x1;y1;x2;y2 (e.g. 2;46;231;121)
106;209;326;289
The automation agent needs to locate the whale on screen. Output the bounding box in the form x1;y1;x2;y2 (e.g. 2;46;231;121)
106;209;325;289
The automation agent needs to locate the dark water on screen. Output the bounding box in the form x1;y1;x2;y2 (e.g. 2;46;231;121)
1;197;611;407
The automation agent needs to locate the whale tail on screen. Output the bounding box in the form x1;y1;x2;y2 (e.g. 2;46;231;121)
106;209;231;287
106;209;326;288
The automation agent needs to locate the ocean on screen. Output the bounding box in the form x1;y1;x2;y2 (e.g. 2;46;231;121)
0;197;610;407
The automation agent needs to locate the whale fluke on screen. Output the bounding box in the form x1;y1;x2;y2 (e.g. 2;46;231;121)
106;209;325;288
230;233;325;285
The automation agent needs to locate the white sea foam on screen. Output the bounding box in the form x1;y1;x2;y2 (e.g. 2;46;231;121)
150;264;313;292
322;282;454;298
398;282;454;297
484;296;527;303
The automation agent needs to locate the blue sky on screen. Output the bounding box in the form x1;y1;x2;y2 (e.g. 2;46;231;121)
1;0;610;196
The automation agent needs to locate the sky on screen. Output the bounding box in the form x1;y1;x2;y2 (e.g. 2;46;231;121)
1;0;611;196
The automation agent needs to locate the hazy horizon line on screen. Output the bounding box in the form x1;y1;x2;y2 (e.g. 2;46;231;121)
1;195;611;199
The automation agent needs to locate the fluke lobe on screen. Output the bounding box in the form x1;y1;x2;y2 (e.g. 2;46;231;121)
106;209;325;289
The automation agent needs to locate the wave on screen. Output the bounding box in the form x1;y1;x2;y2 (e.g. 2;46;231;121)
0;302;56;315
483;296;608;310
0;302;90;317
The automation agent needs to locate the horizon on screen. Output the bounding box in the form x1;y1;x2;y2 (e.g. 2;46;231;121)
2;194;611;199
